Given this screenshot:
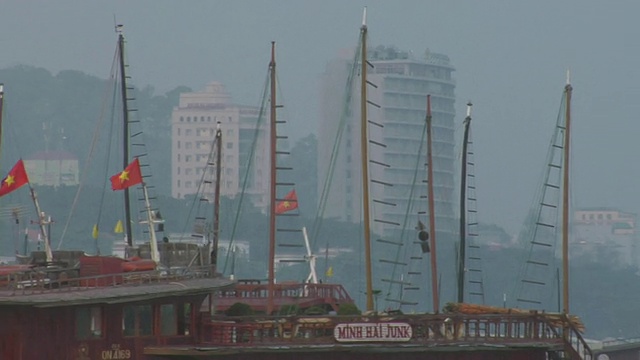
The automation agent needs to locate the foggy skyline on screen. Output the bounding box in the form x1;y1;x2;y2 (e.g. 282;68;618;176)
1;1;639;237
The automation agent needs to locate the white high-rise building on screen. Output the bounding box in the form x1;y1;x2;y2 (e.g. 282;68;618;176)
171;82;268;209
318;46;457;238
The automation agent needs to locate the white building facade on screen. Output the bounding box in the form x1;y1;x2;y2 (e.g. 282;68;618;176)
318;47;457;238
171;82;268;209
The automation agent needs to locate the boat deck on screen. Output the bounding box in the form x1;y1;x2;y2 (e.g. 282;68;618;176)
146;312;589;359
214;280;353;313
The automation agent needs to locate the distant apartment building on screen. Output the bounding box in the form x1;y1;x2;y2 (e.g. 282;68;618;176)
171;82;268;209
573;208;638;268
24;151;79;187
318;46;457;238
574;208;636;233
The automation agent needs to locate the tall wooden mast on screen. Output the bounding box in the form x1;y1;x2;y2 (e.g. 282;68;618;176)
117;25;133;247
457;102;472;303
359;8;374;312
212;121;222;273
426;95;439;312
267;41;277;315
562;73;572;314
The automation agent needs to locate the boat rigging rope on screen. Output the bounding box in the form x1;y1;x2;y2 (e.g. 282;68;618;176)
309;33;363;252
56;49;120;250
175;127;220;243
510;93;568;308
221;71;270;275
382;119;428;309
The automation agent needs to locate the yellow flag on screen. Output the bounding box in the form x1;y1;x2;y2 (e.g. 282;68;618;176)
92;224;99;239
326;266;333;278
114;220;124;233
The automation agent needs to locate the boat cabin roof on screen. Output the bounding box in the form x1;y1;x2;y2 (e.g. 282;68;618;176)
0;276;234;308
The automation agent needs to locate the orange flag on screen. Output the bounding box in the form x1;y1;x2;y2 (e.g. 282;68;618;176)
110;158;143;191
275;189;298;214
0;159;29;197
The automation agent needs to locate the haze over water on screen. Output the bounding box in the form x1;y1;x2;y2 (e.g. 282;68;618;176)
1;1;638;236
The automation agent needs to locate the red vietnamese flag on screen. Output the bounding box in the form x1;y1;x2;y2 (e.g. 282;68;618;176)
110;158;143;191
275;189;298;214
0;159;29;197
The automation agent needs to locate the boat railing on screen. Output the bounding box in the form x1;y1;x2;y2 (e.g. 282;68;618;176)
199;312;570;347
216;282;353;303
0;265;214;296
563;313;594;360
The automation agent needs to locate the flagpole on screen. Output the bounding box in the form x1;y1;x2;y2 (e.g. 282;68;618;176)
141;182;160;263
29;186;53;263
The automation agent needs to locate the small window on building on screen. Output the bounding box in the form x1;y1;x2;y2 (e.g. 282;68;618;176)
226;142;233;149
160;304;177;336
177;303;191;335
607;214;612;220
75;306;102;339
122;305;153;337
598;214;603;220
177;128;181;135
177;141;181;149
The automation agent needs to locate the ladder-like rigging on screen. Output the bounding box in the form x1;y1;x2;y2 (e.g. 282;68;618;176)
513;79;573;309
458;102;486;304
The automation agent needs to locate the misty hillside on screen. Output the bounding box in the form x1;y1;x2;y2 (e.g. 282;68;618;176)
0;65;638;340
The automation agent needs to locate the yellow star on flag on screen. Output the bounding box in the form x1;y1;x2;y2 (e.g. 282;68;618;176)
4;175;15;187
282;201;291;209
119;170;130;183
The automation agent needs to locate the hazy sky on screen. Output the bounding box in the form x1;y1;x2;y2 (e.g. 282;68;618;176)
1;1;639;236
